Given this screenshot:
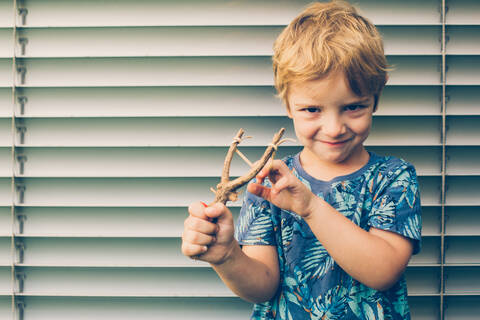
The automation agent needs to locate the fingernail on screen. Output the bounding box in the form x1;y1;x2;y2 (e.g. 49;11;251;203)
200;201;208;207
203;246;208;252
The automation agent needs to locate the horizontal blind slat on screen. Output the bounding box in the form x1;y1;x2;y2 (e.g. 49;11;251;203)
16;26;279;58
0;178;12;206
10;207;239;238
11;146;441;178
11;176;440;207
444;297;480;320
0;28;13;58
447;86;480;116
420;207;441;236
409;237;440;265
14;26;447;58
10;56;440;88
0;239;12;265
446;116;480;146
447;26;480;55
0;148;11;177
0;118;12;145
0;89;12;117
445;177;480;206
6;266;441;297
14;267;232;297
405;267;440;295
445;207;480;236
5;117;441;147
0;267;13;294
445;297;480;320
409;297;440;320
20;0;439;27
0;59;12;87
0;1;13;28
446;147;480;175
17;238;196;267
0;208;10;235
446;56;480;85
17;297;251;320
446;0;480;25
445;237;480;264
0;86;443;118
445;267;480;294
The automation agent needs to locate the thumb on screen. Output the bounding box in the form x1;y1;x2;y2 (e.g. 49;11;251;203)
247;182;272;202
204;202;233;224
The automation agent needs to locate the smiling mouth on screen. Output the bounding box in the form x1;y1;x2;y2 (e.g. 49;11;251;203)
321;138;352;146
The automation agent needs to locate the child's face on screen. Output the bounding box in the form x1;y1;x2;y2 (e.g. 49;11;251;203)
287;71;374;168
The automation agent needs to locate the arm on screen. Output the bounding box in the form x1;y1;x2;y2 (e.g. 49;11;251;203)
299;196;412;290
181;202;280;303
248;160;414;291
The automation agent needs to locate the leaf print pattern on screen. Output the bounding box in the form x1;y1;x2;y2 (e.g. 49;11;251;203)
297;243;333;282
236;200;275;246
235;152;421;319
311;286;349;319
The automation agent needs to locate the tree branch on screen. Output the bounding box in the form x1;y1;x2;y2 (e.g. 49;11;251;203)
213;128;286;204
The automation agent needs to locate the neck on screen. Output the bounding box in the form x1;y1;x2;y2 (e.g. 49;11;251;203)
299;147;370;181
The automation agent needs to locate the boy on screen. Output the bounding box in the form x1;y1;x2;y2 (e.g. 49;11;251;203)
182;1;422;319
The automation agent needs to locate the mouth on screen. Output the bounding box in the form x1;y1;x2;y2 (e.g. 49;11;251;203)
320;138;352;147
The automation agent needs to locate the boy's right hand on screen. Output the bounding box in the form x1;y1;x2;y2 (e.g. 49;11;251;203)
181;202;236;265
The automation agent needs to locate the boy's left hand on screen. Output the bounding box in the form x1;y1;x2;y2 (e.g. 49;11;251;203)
247;160;315;218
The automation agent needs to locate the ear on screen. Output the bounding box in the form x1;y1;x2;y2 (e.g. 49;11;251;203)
373;95;378;113
285;101;293;118
286;106;293;118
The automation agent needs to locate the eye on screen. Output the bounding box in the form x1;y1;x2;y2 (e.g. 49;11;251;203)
344;104;366;112
304;107;320;113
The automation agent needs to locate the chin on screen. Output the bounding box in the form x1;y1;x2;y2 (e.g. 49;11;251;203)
316;151;349;164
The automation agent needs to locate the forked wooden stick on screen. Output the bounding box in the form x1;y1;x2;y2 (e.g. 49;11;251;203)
213;128;286;204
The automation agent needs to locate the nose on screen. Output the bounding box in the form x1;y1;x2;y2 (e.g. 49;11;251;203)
322;113;346;138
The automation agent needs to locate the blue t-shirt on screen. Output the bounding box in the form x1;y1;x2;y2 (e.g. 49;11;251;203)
235;152;422;320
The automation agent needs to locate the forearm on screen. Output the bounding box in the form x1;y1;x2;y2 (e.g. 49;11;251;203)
304;197;411;290
211;241;279;303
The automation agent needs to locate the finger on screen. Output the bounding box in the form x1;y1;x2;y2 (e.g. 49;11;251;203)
271;175;291;194
181;242;208;257
184;215;218;235
269;160;291;176
188;201;209;220
247;182;272;202
256;159;273;183
183;230;216;246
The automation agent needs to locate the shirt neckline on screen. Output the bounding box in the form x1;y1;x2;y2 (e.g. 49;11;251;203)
292;151;379;187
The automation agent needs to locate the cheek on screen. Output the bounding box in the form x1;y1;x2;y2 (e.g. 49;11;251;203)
350;118;372;137
293;119;317;138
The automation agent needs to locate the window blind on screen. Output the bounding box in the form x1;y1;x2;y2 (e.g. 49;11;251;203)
0;0;478;319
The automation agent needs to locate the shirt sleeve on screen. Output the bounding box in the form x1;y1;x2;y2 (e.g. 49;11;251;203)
368;163;422;254
234;182;276;246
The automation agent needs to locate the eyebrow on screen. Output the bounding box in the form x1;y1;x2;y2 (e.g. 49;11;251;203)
294;97;373;108
341;98;373;107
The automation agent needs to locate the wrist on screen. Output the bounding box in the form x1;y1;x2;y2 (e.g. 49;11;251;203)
302;194;322;222
211;239;240;267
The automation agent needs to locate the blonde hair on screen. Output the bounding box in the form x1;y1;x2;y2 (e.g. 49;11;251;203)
273;0;389;109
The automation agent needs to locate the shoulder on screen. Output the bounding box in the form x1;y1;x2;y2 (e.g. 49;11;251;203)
371;153;416;175
362;153;420;205
367;153;418;185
